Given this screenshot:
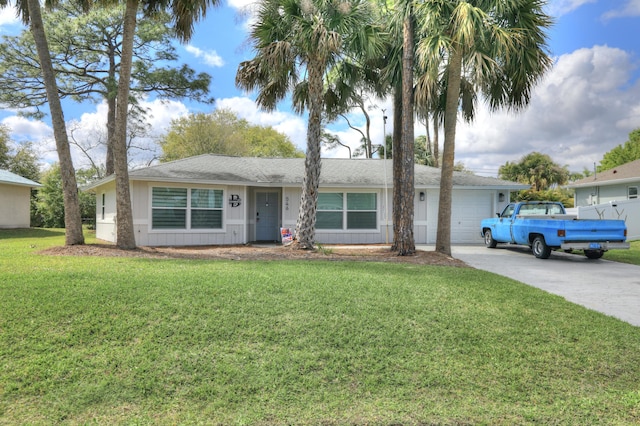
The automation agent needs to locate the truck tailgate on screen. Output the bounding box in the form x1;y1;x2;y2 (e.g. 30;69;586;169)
563;219;627;241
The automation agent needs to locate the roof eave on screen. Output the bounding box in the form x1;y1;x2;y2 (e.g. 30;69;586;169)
568;176;640;189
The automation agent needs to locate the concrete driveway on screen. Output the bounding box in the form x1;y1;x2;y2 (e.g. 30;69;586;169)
445;245;640;327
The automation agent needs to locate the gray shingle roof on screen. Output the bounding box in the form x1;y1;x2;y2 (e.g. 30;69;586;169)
86;154;526;190
569;159;640;188
0;169;41;188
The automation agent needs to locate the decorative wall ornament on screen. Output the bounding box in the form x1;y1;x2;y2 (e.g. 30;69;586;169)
229;194;241;207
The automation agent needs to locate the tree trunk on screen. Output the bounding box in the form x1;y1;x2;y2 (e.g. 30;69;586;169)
435;46;463;256
106;47;117;176
294;57;325;249
27;0;84;246
396;9;415;255
363;102;372;158
112;0;138;249
390;86;403;251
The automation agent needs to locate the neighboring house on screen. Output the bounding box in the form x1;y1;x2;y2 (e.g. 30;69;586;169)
569;158;640;207
84;155;527;246
568;159;640;241
0;169;41;229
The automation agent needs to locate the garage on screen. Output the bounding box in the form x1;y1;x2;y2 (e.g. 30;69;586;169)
425;188;501;244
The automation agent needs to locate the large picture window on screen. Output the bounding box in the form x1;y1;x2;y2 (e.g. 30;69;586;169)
152;187;223;230
317;192;377;230
191;189;223;228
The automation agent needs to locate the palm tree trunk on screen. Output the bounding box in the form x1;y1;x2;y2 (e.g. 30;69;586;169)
435;46;463;256
294;57;325;249
390;86;403;251
396;9;415;255
112;0;138;249
106;47;117;176
27;0;84;246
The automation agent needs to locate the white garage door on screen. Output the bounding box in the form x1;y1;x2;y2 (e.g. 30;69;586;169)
450;190;493;244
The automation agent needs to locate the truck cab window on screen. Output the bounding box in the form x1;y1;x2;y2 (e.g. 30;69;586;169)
501;204;515;218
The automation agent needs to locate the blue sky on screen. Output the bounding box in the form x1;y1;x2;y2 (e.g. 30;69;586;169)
1;0;639;176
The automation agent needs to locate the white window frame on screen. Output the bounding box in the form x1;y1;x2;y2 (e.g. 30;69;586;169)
101;193;106;220
629;186;638;200
316;191;378;232
149;185;225;233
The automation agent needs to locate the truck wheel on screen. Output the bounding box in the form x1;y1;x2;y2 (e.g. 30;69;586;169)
584;250;604;259
531;236;551;259
484;229;498;248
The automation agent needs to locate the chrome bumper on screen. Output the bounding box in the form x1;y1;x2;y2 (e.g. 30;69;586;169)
561;241;631;251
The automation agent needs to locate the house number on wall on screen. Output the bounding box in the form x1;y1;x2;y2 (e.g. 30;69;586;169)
229;194;241;207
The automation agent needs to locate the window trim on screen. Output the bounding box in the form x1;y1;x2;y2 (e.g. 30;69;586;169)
101;193;105;220
149;185;225;233
316;191;378;232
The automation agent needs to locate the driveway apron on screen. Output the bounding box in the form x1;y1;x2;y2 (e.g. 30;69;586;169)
445;245;640;327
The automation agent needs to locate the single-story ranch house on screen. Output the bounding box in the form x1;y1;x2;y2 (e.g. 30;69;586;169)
84;154;527;246
0;169;41;229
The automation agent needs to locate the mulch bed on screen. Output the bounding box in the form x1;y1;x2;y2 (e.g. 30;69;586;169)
41;243;469;267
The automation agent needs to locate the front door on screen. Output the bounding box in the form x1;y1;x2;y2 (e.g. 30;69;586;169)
256;192;279;241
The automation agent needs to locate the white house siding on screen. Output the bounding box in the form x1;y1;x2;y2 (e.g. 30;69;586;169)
575;183;638;207
95;181;117;242
282;187;301;231
0;183;31;228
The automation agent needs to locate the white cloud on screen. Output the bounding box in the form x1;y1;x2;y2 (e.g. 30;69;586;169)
1;115;57;167
185;44;225;67
68;99;190;169
452;45;640;176
227;0;255;10
602;0;640;20
2;115;51;142
0;6;20;29
547;0;596;17
2;98;191;170
226;0;258;31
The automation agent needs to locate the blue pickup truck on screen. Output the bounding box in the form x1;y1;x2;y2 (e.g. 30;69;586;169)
480;201;629;259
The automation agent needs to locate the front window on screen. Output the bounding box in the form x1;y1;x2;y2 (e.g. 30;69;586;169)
191;189;223;228
152;187;223;230
152;187;187;229
317;192;377;230
629;186;638;200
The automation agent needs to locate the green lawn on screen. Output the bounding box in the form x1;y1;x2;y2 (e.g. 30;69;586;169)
604;239;640;265
1;229;640;425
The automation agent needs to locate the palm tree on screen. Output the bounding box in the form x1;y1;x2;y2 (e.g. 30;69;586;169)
396;0;416;255
111;0;219;249
1;0;85;245
236;0;384;249
415;0;553;256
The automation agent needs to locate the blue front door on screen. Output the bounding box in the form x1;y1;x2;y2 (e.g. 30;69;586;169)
256;192;279;241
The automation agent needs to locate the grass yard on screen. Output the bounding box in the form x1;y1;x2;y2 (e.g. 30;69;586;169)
604;239;640;266
1;229;640;425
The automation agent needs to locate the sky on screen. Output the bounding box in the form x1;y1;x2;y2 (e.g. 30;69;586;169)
1;0;639;177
